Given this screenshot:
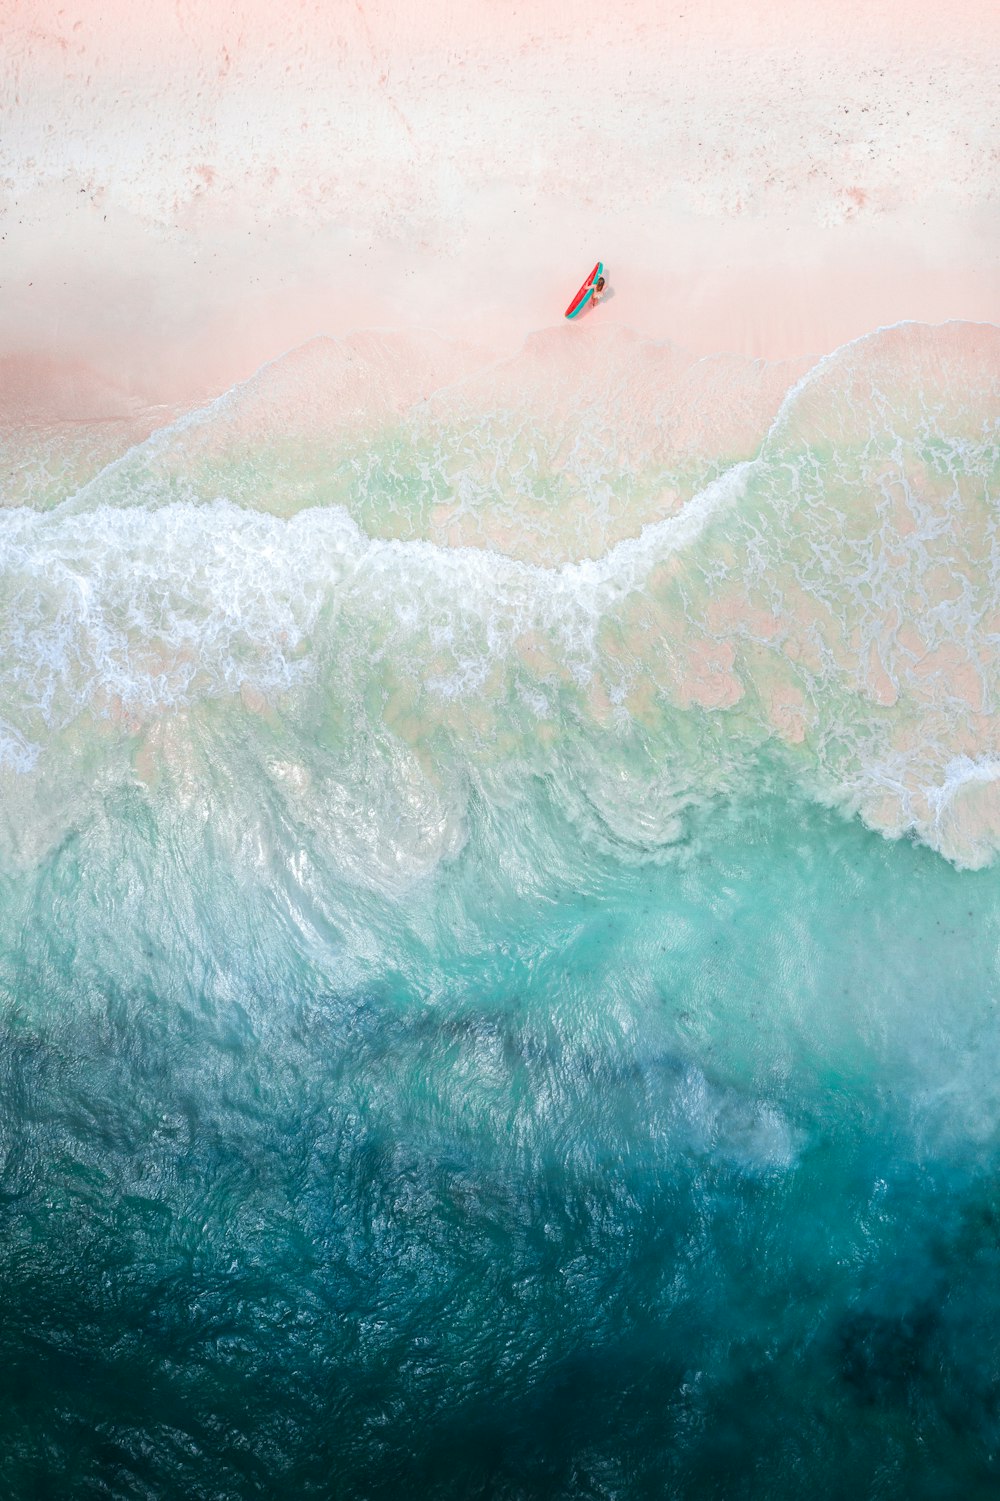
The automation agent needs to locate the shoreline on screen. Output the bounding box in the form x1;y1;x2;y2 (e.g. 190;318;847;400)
5;299;999;435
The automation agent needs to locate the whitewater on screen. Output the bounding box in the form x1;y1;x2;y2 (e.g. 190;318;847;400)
0;312;999;1496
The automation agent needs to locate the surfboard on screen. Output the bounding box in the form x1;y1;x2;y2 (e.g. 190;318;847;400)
565;261;604;320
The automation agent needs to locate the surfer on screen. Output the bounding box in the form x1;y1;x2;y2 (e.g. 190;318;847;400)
564;262;607;319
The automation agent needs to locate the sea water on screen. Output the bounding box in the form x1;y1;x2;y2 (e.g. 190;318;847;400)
1;321;999;1497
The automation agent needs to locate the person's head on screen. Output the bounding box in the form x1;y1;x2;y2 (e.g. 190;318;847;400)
595;276;605;290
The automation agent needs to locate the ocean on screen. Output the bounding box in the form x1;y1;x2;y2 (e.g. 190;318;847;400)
1;319;999;1497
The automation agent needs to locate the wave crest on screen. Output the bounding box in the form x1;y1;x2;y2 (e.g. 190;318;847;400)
2;320;998;869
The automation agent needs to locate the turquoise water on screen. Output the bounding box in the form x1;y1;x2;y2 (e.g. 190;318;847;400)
1;323;999;1496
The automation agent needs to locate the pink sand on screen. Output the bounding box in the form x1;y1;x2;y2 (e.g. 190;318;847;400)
2;0;999;415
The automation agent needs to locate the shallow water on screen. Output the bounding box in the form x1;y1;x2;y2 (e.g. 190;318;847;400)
1;322;999;1497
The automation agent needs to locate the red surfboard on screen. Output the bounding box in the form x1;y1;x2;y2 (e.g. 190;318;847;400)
564;261;603;320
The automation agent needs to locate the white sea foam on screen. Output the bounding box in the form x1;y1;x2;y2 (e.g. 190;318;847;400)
2;320;998;868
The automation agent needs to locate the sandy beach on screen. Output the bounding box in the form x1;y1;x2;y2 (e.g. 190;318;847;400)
5;7;1000;1493
3;0;999;414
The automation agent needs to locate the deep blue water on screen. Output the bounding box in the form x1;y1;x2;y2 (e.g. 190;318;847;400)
2;322;999;1496
2;782;999;1499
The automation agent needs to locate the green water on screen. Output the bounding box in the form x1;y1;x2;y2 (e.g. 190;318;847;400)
1;776;998;1498
2;321;999;1496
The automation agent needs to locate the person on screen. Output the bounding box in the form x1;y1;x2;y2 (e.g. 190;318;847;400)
590;273;607;305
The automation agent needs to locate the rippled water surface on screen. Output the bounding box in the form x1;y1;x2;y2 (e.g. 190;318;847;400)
1;323;999;1497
